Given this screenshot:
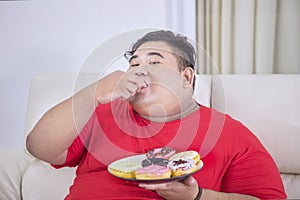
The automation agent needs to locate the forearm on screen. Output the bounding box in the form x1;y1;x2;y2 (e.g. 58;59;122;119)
26;82;97;164
201;189;259;200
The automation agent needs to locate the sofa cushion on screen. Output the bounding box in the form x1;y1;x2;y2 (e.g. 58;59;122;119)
281;173;300;199
22;160;76;200
0;148;33;200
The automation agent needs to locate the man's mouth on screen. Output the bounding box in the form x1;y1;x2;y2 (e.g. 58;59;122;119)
137;84;149;94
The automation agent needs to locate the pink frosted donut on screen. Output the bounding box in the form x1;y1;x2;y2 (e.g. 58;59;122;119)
146;147;176;159
135;165;171;180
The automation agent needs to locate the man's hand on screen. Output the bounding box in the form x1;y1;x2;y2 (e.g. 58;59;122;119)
139;176;199;200
96;68;150;104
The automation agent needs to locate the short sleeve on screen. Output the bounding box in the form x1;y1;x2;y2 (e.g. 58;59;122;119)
51;112;96;169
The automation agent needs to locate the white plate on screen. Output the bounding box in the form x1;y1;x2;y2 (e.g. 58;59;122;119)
108;154;203;184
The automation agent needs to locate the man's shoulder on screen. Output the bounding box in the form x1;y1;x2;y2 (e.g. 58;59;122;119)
200;105;259;143
199;105;235;124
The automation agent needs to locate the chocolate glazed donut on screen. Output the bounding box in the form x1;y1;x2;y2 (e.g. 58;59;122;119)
142;158;169;167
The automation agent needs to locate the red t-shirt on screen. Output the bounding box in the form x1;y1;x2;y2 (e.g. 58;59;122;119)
53;99;286;199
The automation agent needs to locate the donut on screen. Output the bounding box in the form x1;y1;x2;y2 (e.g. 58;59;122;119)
169;150;200;165
142;157;169;167
168;158;197;177
135;165;171;180
108;161;141;179
146;147;176;159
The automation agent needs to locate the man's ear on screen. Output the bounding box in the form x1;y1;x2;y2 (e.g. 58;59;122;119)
181;67;194;88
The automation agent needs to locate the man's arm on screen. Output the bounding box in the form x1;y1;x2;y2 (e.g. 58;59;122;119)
26;69;149;165
26;81;96;165
139;176;258;200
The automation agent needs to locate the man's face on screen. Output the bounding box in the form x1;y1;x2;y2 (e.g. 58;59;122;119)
128;41;194;118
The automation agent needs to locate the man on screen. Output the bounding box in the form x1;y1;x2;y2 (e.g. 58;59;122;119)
26;30;286;199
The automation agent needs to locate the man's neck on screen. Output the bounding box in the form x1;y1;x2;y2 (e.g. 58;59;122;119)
139;100;200;123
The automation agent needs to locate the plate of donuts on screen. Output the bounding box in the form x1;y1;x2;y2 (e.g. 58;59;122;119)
107;147;204;183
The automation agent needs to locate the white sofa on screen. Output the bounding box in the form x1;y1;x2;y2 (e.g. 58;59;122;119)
0;73;299;200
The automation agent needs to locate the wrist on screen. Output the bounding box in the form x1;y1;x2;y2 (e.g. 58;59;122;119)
194;186;203;200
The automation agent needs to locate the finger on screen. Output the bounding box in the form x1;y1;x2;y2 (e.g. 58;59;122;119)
126;75;148;89
118;89;136;100
113;89;130;100
142;75;151;87
139;182;171;190
123;82;138;95
184;176;197;187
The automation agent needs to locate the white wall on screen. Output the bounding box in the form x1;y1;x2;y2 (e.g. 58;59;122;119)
0;0;169;148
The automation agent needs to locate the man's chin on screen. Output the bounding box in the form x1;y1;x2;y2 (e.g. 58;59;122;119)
129;98;147;112
129;99;168;117
129;93;149;107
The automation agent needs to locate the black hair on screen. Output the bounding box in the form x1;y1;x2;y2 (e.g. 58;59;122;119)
124;30;196;71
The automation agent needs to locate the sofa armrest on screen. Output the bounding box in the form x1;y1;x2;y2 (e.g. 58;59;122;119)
22;160;76;200
0;148;33;200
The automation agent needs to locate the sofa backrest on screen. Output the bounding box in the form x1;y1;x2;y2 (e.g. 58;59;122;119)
24;73;99;138
211;74;300;198
23;73;300;199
